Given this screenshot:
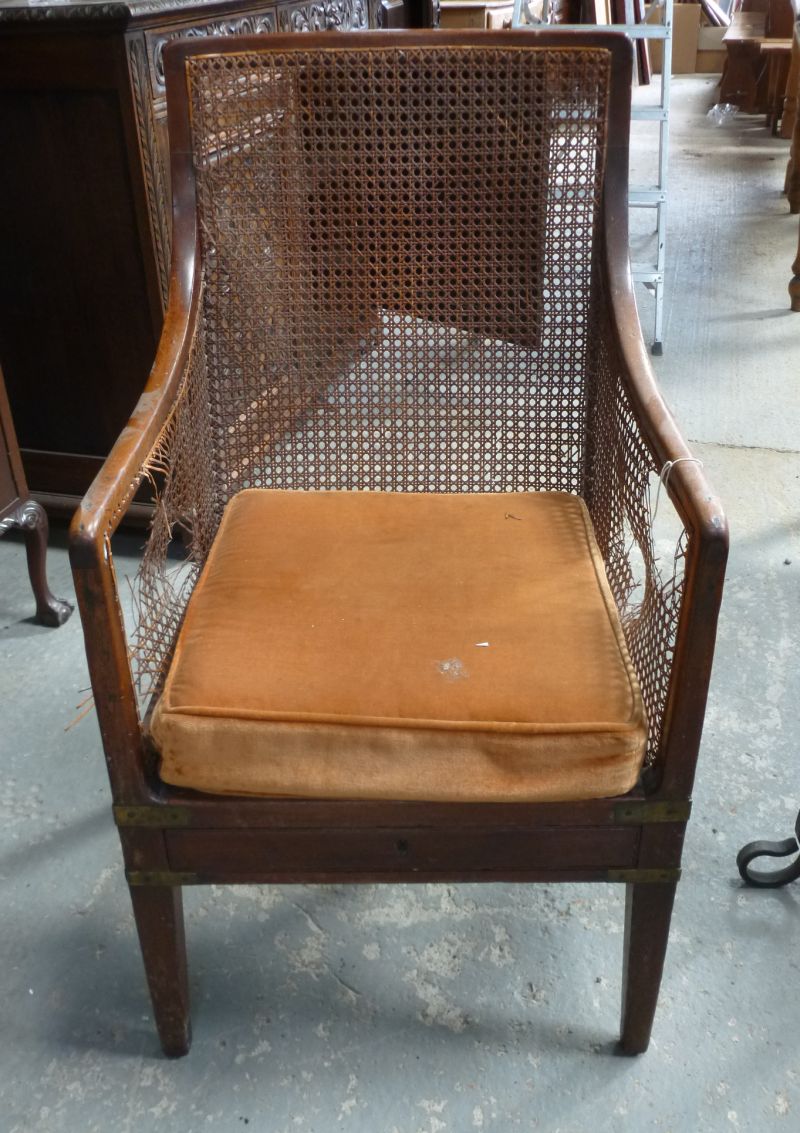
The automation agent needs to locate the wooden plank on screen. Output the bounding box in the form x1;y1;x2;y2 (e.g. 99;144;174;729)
165;825;641;874
152;792;649;829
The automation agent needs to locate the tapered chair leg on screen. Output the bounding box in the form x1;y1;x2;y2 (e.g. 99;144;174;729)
619;880;677;1055
129;885;192;1057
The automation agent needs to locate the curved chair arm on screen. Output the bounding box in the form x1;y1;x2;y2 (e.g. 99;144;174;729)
605;264;727;552
600;176;729;800
70;247;200;553
69;208;200;804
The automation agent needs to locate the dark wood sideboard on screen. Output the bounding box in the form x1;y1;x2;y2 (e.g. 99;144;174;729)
0;0;437;513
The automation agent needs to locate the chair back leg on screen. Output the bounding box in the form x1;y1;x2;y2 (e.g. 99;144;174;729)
619;880;678;1054
129;884;192;1057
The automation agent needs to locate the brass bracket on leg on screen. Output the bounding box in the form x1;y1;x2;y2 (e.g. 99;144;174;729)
126;870;201;887
114;805;190;828
613;801;691;825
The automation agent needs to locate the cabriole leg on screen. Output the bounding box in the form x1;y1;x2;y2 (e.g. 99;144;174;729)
129;884;191;1057
619;880;677;1055
1;498;73;625
22;500;73;626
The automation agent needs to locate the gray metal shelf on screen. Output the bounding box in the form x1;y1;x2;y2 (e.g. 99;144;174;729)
511;0;673;353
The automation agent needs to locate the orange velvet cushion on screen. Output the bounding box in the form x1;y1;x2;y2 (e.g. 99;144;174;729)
150;490;647;802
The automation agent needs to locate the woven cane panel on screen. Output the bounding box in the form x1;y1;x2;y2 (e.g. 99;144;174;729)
128;42;688;773
586;317;687;769
132;314;218;694
188;45;610;498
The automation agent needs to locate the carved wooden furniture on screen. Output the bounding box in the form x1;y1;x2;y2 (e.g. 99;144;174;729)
69;30;728;1058
0;0;435;515
0;366;72;626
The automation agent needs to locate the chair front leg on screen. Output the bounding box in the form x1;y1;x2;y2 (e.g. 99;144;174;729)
619;879;678;1055
129;884;191;1057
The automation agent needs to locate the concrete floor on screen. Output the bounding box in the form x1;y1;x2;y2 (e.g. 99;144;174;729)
1;75;799;1132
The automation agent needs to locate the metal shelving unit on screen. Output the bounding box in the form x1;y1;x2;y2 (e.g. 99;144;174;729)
511;0;673;354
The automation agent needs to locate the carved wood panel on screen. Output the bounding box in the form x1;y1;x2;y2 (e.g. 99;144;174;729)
132;1;378;301
277;0;368;30
145;10;278;96
129;36;173;306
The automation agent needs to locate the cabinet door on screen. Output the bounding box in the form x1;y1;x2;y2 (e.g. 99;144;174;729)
0;38;161;500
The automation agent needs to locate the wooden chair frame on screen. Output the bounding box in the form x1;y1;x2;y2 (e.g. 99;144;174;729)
69;30;728;1058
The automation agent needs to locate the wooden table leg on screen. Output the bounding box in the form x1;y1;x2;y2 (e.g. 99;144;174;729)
789;87;800;214
781;27;800;141
722;42;765;114
760;42;792;134
773;54;791;135
785;28;800;208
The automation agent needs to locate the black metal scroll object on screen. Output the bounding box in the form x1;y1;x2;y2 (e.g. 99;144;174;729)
737;810;800;888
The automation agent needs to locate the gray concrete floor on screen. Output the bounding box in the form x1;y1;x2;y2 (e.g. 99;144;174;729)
1;75;799;1132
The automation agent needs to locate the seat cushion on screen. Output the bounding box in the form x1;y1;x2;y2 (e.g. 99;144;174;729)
150;489;647;802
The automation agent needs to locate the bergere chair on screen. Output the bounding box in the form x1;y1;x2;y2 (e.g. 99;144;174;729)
69;30;728;1057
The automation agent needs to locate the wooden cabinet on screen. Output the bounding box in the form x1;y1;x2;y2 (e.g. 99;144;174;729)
0;0;435;512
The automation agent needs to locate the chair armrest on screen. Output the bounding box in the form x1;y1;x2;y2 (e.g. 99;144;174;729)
602;237;725;551
68;224;200;804
597;202;729;799
70;247;200;556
